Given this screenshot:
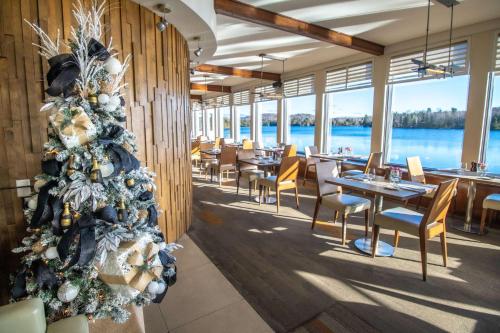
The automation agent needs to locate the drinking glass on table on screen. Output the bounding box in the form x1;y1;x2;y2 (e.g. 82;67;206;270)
479;162;487;176
368;168;377;182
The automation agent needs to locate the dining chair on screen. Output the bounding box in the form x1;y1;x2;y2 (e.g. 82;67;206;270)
242;139;253;150
406;156;435;210
480;193;500;234
236;149;264;199
200;142;216;178
214;137;222;148
311;162;371;245
191;139;201;167
258;156;300;214
303;146;320;185
342;151;383;177
371;178;458;281
282;144;297;157
209;146;238;186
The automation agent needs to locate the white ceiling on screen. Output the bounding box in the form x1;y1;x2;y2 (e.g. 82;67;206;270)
191;0;500;92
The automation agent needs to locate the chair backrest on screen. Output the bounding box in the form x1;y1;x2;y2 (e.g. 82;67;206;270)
277;156;300;183
200;142;214;159
197;135;208;142
363;152;383;173
238;149;255;160
220;146;237;165
315;161;341;196
214;137;221;148
191;139;201;155
420;179;458;230
304;146;318;158
242;139;253;150
406;156;426;184
283;144;297;157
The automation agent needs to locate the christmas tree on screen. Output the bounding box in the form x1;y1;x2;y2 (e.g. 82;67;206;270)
11;0;178;323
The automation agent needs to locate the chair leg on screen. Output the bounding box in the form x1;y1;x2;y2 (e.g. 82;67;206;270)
248;181;252;199
236;173;240;195
341;213;347;246
333;211;338;224
312;197;321;229
416;197;422;211
364;210;369;236
394;230;400;249
303;164;308;186
259;185;263;205
440;222;448;267
276;189;280;214
480;208;488;235
219;171;222;186
419;236;427;281
371;225;380;257
294;186;300;209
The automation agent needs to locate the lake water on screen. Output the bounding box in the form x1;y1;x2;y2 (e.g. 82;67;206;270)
227;126;500;172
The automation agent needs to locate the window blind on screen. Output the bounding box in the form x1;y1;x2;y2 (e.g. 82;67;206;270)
232;90;250;105
495;34;500;74
325;62;373;92
216;94;230;106
284;75;314;97
191;101;201;111
388;41;468;84
254;84;275;102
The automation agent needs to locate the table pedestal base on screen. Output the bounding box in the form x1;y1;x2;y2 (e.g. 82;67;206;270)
451;221;481;234
354;237;394;257
253;196;277;204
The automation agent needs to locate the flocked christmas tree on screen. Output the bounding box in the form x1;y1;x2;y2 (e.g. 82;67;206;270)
11;0;178;323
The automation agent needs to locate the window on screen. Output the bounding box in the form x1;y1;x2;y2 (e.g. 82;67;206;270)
205;108;215;139
233;90;251;141
484;35;500;173
221;106;231;138
284;75;315;152
385;42;470;169
325;62;373;156
255;85;278;147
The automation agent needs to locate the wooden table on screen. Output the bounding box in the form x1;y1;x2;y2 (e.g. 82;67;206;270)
326;175;436;256
200;148;221;157
428;169;500;234
256;147;284;158
239;157;281;203
310;153;364;162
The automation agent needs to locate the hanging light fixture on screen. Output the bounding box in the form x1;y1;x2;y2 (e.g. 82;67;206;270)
250;54;285;100
193;37;203;57
156;4;171;32
411;0;460;78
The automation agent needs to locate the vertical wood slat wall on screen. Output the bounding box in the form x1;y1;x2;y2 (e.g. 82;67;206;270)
0;0;192;301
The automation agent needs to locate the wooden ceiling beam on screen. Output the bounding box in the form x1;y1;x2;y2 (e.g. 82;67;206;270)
195;64;281;81
190;94;202;101
214;0;384;56
190;83;232;93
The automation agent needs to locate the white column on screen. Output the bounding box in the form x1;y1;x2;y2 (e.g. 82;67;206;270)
314;70;326;152
254;102;263;145
461;30;497;164
233;105;240;142
249;89;257;142
370;55;390;158
277;98;284;144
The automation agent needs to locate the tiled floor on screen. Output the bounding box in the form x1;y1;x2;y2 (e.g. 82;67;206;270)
143;234;273;333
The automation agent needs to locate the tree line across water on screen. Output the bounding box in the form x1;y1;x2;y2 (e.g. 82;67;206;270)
230;107;500;129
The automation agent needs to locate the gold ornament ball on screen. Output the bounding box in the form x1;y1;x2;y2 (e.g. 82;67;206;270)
138;209;149;220
32;241;45;254
126;178;135;187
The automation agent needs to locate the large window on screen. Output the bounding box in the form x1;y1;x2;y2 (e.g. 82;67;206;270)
238;105;251;140
284;75;315;152
484;36;500;173
387;76;469;168
221;106;231;138
386;42;469;169
205;108;215;140
325;62;373;156
259;100;278;147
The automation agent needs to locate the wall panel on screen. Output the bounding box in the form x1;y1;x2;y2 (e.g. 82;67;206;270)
0;0;192;302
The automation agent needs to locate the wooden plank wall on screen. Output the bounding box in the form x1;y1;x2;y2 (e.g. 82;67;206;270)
0;0;192;302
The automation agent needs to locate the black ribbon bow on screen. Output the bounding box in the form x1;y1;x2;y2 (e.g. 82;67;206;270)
31;180;58;228
57;214;96;268
32;260;58;290
147;205;158;227
11;268;28;299
95;205;119;224
99;126;140;176
45;38;110;97
41;159;62;177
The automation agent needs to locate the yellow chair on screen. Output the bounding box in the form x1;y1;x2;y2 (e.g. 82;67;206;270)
0;298;89;333
258;156;300;214
209;146;238;186
282;144;297;157
236;149;264;199
342;151;382;177
242;139;253;150
480;194;500;234
406;156;435;210
372;178;458;281
303;145;320;185
191;139;201;167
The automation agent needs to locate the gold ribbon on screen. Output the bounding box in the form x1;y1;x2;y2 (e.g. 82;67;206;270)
51;108;94;146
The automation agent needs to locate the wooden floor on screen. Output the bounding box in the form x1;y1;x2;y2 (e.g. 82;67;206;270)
189;170;500;333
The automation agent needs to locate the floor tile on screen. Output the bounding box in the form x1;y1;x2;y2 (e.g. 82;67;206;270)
172;234;211;273
144;304;169;333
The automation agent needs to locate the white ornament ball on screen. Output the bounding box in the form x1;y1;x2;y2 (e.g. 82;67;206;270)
147;281;160;295
158;242;167;250
156;281;166;295
101;161;115;178
98;94;110;105
28;196;38;210
57;281;80;303
34;179;47;192
104;57;122;75
108;95;121;107
44;246;59;260
104;104;116;112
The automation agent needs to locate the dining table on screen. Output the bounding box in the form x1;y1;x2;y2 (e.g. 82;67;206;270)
325;174;437;256
255;147;284;159
310;153;365;162
427;169;500;234
239;157;281;204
